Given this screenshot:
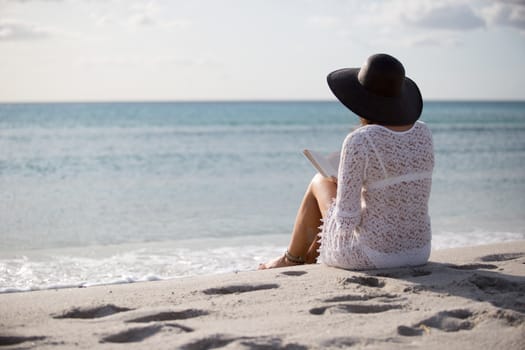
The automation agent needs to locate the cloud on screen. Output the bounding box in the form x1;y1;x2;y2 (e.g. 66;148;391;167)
127;12;155;27
125;2;157;27
75;55;217;68
76;56;143;67
347;1;487;35
404;35;462;47
481;2;525;30
88;1;190;31
322;1;486;48
0;19;56;40
402;3;485;31
499;0;525;5
0;17;90;42
126;14;190;30
2;0;62;2
312;0;524;48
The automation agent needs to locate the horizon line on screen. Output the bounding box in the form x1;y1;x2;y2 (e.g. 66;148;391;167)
1;98;525;105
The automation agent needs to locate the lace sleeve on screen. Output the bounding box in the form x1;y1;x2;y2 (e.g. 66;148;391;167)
322;131;367;241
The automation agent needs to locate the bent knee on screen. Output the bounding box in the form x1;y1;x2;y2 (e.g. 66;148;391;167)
310;173;337;198
311;173;335;188
311;173;326;185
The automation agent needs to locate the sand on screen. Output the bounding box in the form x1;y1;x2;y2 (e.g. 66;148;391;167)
1;241;524;349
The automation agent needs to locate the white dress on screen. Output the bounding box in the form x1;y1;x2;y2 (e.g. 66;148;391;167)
318;121;434;270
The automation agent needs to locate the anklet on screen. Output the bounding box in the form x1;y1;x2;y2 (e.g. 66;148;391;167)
284;250;305;264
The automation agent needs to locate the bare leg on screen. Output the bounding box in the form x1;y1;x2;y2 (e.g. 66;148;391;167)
259;174;336;269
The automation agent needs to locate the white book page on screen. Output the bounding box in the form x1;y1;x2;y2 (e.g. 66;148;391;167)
303;149;340;178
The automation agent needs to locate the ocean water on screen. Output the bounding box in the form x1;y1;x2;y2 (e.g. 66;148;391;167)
1;101;524;292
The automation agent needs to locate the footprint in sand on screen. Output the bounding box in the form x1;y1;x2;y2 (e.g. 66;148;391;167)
0;335;46;347
468;274;524;294
479;252;524;262
320;337;360;348
447;263;498;270
310;303;403;315
340;276;385;288
179;334;307;350
179;334;237;350
397;309;475;336
375;268;432;279
100;325;163;343
322;293;399;303
126;309;208;323
52;304;133;319
491;309;525;327
279;270;308;277
397;325;425;336
101;315;196;344
239;336;308;350
202;283;279;295
321;336;403;348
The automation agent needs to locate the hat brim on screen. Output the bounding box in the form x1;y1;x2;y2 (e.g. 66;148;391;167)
327;68;423;125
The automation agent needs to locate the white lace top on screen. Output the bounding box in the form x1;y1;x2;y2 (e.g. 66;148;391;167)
318;121;434;270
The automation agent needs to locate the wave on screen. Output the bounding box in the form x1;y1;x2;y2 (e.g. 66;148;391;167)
1;231;523;294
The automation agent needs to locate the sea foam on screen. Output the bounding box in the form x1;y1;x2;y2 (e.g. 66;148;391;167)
1;231;523;293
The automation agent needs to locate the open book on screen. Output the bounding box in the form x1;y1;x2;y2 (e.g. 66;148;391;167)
303;149;340;179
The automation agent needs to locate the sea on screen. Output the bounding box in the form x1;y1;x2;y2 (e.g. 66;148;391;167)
1;101;524;293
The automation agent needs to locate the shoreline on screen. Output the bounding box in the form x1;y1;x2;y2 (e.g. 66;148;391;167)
1;241;524;349
2;233;524;295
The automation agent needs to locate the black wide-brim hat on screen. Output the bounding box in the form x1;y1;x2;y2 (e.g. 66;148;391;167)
327;53;423;125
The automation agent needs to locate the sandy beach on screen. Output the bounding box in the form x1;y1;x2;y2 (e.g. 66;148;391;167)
1;241;524;349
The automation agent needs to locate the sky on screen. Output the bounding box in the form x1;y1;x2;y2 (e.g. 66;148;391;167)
0;0;524;102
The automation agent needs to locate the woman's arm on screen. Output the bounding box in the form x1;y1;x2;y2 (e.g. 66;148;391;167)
324;131;368;236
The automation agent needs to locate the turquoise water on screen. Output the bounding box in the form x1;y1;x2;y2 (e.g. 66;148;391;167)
1;101;524;291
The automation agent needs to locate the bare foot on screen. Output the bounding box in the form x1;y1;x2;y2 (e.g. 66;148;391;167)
258;255;301;270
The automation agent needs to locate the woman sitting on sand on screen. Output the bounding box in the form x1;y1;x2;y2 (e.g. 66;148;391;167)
260;53;434;270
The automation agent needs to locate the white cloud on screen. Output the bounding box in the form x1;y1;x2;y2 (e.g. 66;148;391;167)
499;0;525;5
0;17;91;42
403;3;485;30
2;0;62;2
347;1;486;32
0;19;56;40
404;35;462;47
76;56;144;67
126;1;160;28
88;1;190;31
75;55;217;68
323;1;485;48
127;12;155;27
481;2;525;30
